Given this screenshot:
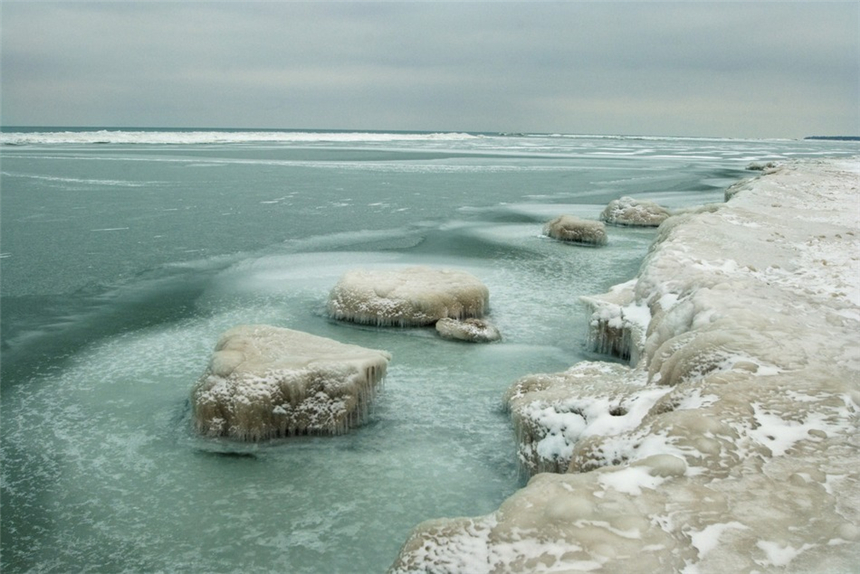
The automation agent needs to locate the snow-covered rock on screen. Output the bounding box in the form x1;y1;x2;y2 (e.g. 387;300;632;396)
543;215;608;246
191;325;390;440
504;361;666;475
600;196;671;227
389;158;860;574
327;266;490;327
435;317;501;343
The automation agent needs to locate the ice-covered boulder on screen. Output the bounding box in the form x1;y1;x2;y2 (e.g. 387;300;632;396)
600;196;671;227
327;266;489;327
435;317;501;343
191;325;391;440
543;215;607;246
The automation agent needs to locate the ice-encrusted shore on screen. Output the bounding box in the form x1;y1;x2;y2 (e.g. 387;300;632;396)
389;158;860;573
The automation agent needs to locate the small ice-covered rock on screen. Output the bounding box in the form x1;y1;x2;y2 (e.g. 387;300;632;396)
543;215;607;246
746;160;778;171
435;317;501;343
327;266;489;327
191;324;391;441
600;196;671;227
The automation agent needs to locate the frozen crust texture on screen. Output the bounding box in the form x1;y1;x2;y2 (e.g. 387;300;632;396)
191;325;391;440
543;215;608;246
327;266;490;327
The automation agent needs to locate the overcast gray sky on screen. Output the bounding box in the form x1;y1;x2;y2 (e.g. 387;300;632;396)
2;1;857;138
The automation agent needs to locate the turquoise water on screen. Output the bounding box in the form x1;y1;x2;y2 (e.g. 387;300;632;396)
2;131;856;573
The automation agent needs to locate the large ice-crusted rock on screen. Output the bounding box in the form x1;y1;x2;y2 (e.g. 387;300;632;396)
543;215;607;246
327;266;489;327
600;196;671;227
389;159;860;574
191;325;391;440
435;317;501;343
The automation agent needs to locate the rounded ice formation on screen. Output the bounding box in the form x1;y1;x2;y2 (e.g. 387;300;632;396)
435;317;501;343
600;196;671;227
191;325;391;441
543;215;608;246
327;266;490;327
746;160;778;171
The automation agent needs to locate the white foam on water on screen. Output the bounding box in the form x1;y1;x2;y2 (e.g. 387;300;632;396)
0;130;481;146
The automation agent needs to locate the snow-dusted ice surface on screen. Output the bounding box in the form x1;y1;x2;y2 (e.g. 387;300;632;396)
390;158;860;573
191;325;391;440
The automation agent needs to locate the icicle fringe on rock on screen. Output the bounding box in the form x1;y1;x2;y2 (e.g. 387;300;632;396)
191;325;391;441
580;279;649;365
327;266;490;327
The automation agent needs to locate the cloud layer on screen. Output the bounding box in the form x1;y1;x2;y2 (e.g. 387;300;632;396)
2;2;858;138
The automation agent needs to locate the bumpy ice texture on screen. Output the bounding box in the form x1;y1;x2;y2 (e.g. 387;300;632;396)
191;325;391;440
543;215;608;246
505;362;668;475
389;159;860;574
435;317;502;343
327;266;490;327
600;196;671;227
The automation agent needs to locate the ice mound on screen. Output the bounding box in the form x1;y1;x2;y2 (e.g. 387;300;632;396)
435;317;501;343
600;196;671;227
504;362;667;475
389;158;860;573
191;325;391;440
543;215;608;246
327;266;489;327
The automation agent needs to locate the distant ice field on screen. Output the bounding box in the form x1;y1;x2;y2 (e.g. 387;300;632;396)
1;130;857;573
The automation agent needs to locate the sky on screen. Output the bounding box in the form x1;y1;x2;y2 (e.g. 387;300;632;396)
1;1;858;139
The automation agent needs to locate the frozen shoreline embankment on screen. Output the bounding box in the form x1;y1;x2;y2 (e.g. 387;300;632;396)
389;158;860;573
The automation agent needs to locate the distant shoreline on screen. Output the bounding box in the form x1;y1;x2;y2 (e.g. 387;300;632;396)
804;135;860;141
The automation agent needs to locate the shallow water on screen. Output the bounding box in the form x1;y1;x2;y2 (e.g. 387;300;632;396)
1;131;856;573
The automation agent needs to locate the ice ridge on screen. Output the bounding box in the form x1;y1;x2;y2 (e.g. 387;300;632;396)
389;158;860;574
